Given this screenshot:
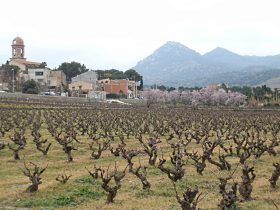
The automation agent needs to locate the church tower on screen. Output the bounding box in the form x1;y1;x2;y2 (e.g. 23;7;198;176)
11;36;26;60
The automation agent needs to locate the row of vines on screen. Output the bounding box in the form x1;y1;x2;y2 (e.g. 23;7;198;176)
0;103;279;209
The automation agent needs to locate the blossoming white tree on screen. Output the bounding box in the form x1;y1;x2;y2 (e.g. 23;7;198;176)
141;87;247;107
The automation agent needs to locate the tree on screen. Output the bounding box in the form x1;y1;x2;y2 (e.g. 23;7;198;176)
124;69;142;81
138;76;143;91
0;62;20;80
97;69;142;80
220;83;228;92
141;87;247;107
39;62;47;68
141;88;163;108
96;69;143;91
22;79;39;94
157;85;167;91
178;86;185;92
96;69;125;80
167;87;176;92
0;62;20;92
242;86;253;98
0;62;20;75
124;69;143;91
57;62;88;82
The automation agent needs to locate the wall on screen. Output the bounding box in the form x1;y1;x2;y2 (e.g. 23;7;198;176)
9;60;26;71
68;81;94;93
49;70;67;87
28;68;51;85
102;79;136;98
72;71;97;89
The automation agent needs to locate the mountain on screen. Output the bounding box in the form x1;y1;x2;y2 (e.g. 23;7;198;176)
203;47;253;68
134;41;280;87
258;77;280;89
193;68;280;87
134;41;203;85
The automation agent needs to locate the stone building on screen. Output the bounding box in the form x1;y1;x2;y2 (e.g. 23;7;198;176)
97;79;136;98
25;68;66;92
9;36;41;71
4;36;66;92
48;70;67;92
69;80;95;94
69;71;97;96
72;71;97;84
28;68;51;85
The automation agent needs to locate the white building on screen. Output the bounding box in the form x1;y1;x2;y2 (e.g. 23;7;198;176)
28;68;51;85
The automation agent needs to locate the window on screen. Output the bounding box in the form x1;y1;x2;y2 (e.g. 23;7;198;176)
35;72;43;76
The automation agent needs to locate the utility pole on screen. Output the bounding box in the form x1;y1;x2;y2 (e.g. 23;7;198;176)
134;75;137;98
135;80;137;98
12;69;14;93
126;78;129;99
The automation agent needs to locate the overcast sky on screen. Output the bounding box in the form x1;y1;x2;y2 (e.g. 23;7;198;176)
1;0;280;70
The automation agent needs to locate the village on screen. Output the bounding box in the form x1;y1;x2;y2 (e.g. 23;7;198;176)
0;37;138;101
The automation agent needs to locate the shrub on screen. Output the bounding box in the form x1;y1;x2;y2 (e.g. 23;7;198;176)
22;79;39;94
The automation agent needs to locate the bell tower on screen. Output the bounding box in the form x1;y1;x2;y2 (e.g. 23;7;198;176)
11;36;26;60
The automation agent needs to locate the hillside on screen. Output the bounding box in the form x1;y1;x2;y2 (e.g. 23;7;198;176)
134;41;280;87
258;77;280;89
193;68;280;87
